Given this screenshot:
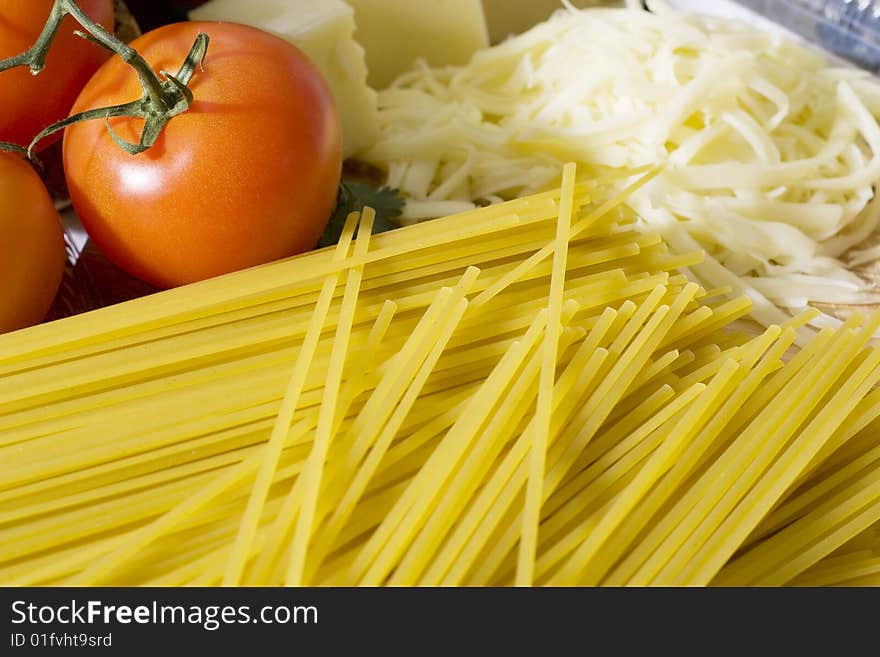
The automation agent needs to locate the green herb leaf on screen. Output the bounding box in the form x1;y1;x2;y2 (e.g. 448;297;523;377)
318;179;405;249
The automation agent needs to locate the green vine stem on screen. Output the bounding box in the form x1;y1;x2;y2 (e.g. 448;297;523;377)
0;0;209;157
0;142;29;156
0;141;44;174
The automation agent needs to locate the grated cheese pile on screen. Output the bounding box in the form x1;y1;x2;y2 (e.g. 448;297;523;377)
362;0;880;329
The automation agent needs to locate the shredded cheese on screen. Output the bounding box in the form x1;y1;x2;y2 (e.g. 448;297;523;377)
364;1;880;327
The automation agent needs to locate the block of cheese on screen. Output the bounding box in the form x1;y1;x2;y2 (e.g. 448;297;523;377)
189;0;379;159
345;0;489;89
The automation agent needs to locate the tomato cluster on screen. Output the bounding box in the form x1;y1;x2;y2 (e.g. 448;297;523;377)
0;1;343;332
0;0;114;147
1;0;113;333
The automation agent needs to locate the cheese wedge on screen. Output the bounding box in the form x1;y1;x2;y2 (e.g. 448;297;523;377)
346;0;489;89
190;0;379;158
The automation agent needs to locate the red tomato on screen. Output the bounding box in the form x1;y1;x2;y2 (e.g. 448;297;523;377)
0;0;115;147
0;153;66;333
63;21;343;289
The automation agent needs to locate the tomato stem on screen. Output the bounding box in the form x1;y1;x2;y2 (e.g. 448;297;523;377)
0;142;45;175
0;0;209;157
0;142;29;156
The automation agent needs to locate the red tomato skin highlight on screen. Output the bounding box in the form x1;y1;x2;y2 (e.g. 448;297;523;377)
63;21;344;289
0;0;115;148
0;153;66;334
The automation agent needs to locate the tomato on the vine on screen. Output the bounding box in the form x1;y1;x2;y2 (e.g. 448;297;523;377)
0;0;115;148
0;153;66;333
63;21;343;289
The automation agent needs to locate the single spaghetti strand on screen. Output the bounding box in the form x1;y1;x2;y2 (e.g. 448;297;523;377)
517;162;576;586
285;209;376;586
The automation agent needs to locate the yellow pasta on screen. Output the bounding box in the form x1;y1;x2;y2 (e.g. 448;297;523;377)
1;166;878;587
283;209;376;586
401;330;585;586
224;214;361;586
303;290;476;584
518;162;577;586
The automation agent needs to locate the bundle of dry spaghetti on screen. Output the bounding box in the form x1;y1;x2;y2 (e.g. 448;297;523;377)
1;164;879;587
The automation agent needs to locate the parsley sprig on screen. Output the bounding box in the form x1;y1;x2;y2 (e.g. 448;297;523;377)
318;180;405;249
